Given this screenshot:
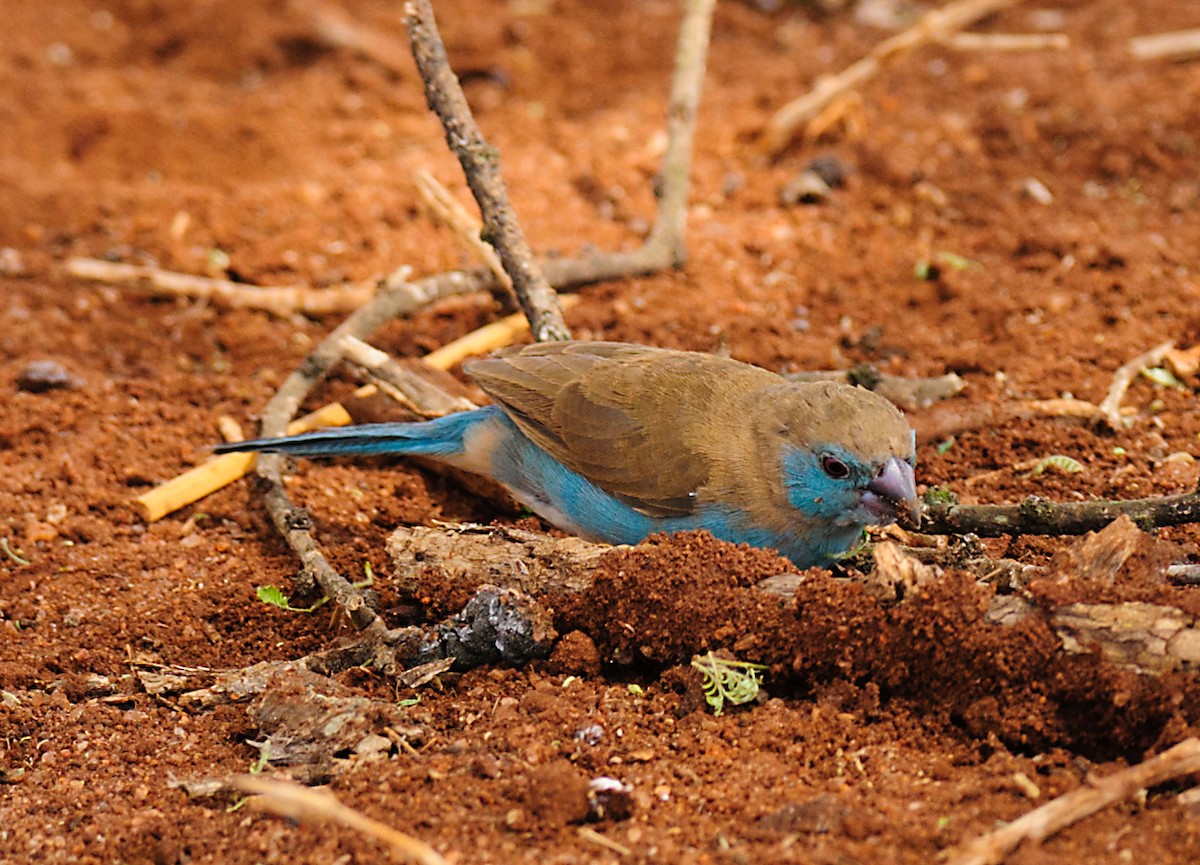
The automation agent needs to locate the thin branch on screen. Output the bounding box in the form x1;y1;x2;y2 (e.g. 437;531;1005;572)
946;738;1200;865
916;490;1200;537
402;0;568;342
786;366;966;411
762;0;1022;155
1098;340;1174;430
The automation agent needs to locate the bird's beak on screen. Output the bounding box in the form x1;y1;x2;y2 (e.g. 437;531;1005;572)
863;456;919;524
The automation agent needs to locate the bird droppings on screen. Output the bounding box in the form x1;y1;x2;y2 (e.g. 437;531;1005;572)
4;0;1200;863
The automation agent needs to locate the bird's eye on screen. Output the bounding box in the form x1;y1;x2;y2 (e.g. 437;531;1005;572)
821;455;850;479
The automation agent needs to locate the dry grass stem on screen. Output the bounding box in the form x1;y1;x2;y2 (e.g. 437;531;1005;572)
762;0;1022;154
414;169;511;291
947;32;1068;51
232;775;447;865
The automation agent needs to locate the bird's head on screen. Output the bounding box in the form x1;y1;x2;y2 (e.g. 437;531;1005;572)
760;381;918;530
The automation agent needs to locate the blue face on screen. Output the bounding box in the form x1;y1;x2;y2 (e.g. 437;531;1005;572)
781;443;903;529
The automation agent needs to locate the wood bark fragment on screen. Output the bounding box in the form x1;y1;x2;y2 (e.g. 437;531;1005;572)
388;523;616;596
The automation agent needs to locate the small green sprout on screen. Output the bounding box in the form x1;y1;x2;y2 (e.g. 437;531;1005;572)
691;652;767;716
936;436;956;455
915;251;979;280
1;538;31;566
627;684;644;697
1030;455;1084;476
397;696;421;708
923;487;958;507
255;585;329;613
249;739;271;774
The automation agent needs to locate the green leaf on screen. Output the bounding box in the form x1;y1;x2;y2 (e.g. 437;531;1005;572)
256;585;291;609
691;652;767;716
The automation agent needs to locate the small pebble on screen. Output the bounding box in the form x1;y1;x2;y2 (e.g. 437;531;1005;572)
17;360;75;393
808;153;850;188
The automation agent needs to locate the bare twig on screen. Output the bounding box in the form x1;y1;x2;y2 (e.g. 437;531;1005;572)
762;0;1022;155
1098;340;1175;430
402;0;568;342
232;775;448;865
946;738;1200;865
340;336;478;417
64;257;379;318
1129;28;1200;61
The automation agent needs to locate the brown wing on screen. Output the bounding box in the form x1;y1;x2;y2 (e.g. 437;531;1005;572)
464;342;736;517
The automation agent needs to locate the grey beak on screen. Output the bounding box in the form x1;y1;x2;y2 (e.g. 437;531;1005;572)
867;456;919;523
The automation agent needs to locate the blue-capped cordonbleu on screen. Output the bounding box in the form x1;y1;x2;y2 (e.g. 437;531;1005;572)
216;341;918;568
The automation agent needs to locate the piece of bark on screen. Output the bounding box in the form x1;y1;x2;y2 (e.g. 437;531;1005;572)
1053;602;1200;674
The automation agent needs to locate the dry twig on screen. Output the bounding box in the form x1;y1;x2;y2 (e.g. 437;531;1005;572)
762;0;1021;154
915;489;1200;538
295;0;412;74
232;775;447;865
1098;340;1175;430
946;738;1200;865
414;168;510;292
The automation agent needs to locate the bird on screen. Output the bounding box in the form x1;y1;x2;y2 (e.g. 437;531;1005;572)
216;341;918;569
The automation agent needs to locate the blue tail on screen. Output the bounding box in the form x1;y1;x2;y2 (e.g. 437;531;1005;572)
213;406;500;461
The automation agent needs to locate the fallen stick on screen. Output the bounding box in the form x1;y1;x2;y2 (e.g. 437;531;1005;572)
786;366;965;411
134;402;352;522
1098;340;1174;430
762;0;1022;154
916;489;1200;537
295;0;412;74
945;738;1200;865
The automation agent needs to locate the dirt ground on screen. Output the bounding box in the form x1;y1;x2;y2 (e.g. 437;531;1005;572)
3;0;1200;862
